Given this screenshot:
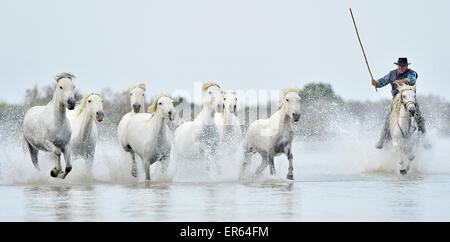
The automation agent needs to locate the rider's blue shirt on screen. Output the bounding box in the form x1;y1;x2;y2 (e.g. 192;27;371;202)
376;68;418;97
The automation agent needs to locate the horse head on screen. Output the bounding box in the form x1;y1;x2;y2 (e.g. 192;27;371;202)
202;83;224;113
149;94;176;121
82;93;105;122
128;83;146;113
398;84;417;117
223;90;238;114
55;73;76;110
281;88;301;122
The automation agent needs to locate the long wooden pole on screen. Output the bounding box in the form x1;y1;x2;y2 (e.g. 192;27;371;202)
349;8;377;92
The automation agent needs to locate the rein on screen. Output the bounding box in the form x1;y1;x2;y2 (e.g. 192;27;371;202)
397;95;416;139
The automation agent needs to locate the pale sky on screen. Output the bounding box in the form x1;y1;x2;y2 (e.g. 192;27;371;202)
1;0;449;104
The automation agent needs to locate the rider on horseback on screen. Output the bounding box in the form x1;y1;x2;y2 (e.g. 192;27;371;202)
371;57;426;149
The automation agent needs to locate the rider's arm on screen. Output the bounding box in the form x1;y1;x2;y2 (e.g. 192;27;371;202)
375;73;391;88
404;71;417;86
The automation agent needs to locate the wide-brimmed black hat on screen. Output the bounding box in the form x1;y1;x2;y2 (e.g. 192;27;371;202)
394;57;411;66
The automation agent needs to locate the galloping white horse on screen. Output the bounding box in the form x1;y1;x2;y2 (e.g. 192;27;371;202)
118;83;146;177
122;94;175;180
22;73;76;179
214;90;242;144
242;88;301;180
67;93;104;166
173;83;224;160
389;84;419;175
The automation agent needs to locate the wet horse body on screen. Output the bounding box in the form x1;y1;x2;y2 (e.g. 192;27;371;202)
173;83;224;160
123;94;175;180
389;84;419;175
242;88;301;180
67;93;104;165
22;73;76;178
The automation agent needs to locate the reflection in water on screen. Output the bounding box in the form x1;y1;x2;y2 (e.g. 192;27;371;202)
387;180;420;221
121;182;171;221
0;175;447;221
24;185;97;221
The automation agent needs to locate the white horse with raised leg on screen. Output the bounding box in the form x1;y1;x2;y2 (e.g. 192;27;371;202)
215;90;242;144
118;83;146;177
242;88;301;180
67;93;104;166
122;94;175;180
389;84;419;175
173;83;224;161
22;73;76;179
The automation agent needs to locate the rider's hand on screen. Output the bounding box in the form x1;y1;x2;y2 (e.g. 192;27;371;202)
371;79;377;87
393;79;406;85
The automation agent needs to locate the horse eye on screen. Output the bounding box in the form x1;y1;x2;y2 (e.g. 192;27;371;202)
235;98;237;101
60;86;63;90
130;93;133;96
286;99;289;102
158;102;162;105
88;100;91;103
224;98;226;101
209;91;212;95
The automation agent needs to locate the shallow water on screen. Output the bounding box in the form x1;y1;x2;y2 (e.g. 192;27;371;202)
1;133;450;221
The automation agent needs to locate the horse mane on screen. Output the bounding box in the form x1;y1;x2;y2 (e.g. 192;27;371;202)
55;73;75;82
389;85;416;131
202;82;221;92
75;93;103;117
148;93;169;114
280;88;300;108
128;83;146;92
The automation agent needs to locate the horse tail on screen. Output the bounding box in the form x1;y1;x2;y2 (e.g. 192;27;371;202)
22;135;30;154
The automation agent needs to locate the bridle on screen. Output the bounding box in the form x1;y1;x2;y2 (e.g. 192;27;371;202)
398;90;416;138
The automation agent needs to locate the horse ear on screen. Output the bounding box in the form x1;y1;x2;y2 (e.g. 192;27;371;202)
173;97;184;107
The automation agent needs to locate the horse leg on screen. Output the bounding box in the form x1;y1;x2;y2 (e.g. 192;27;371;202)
240;147;253;178
61;146;72;179
255;155;268;176
130;150;138;178
44;141;63;177
143;157;151;181
393;141;408;176
268;154;276;176
284;147;294;180
159;152;170;177
27;141;40;171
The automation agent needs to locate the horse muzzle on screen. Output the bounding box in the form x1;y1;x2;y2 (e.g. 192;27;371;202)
96;111;104;122
132;103;141;113
67;98;76;110
217;103;224;113
292;112;301;122
168;110;175;121
409;108;416;117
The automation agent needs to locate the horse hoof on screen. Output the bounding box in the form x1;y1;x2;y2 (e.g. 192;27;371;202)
400;170;407;176
286;174;294;180
131;171;137;178
50;169;60;177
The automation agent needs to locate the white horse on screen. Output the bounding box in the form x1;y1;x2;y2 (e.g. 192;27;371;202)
214;90;242;144
118;83;146;177
22;73;76;179
122;94;175;180
173;83;224;160
389;84;419;175
67;93;104;166
242;88;301;180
